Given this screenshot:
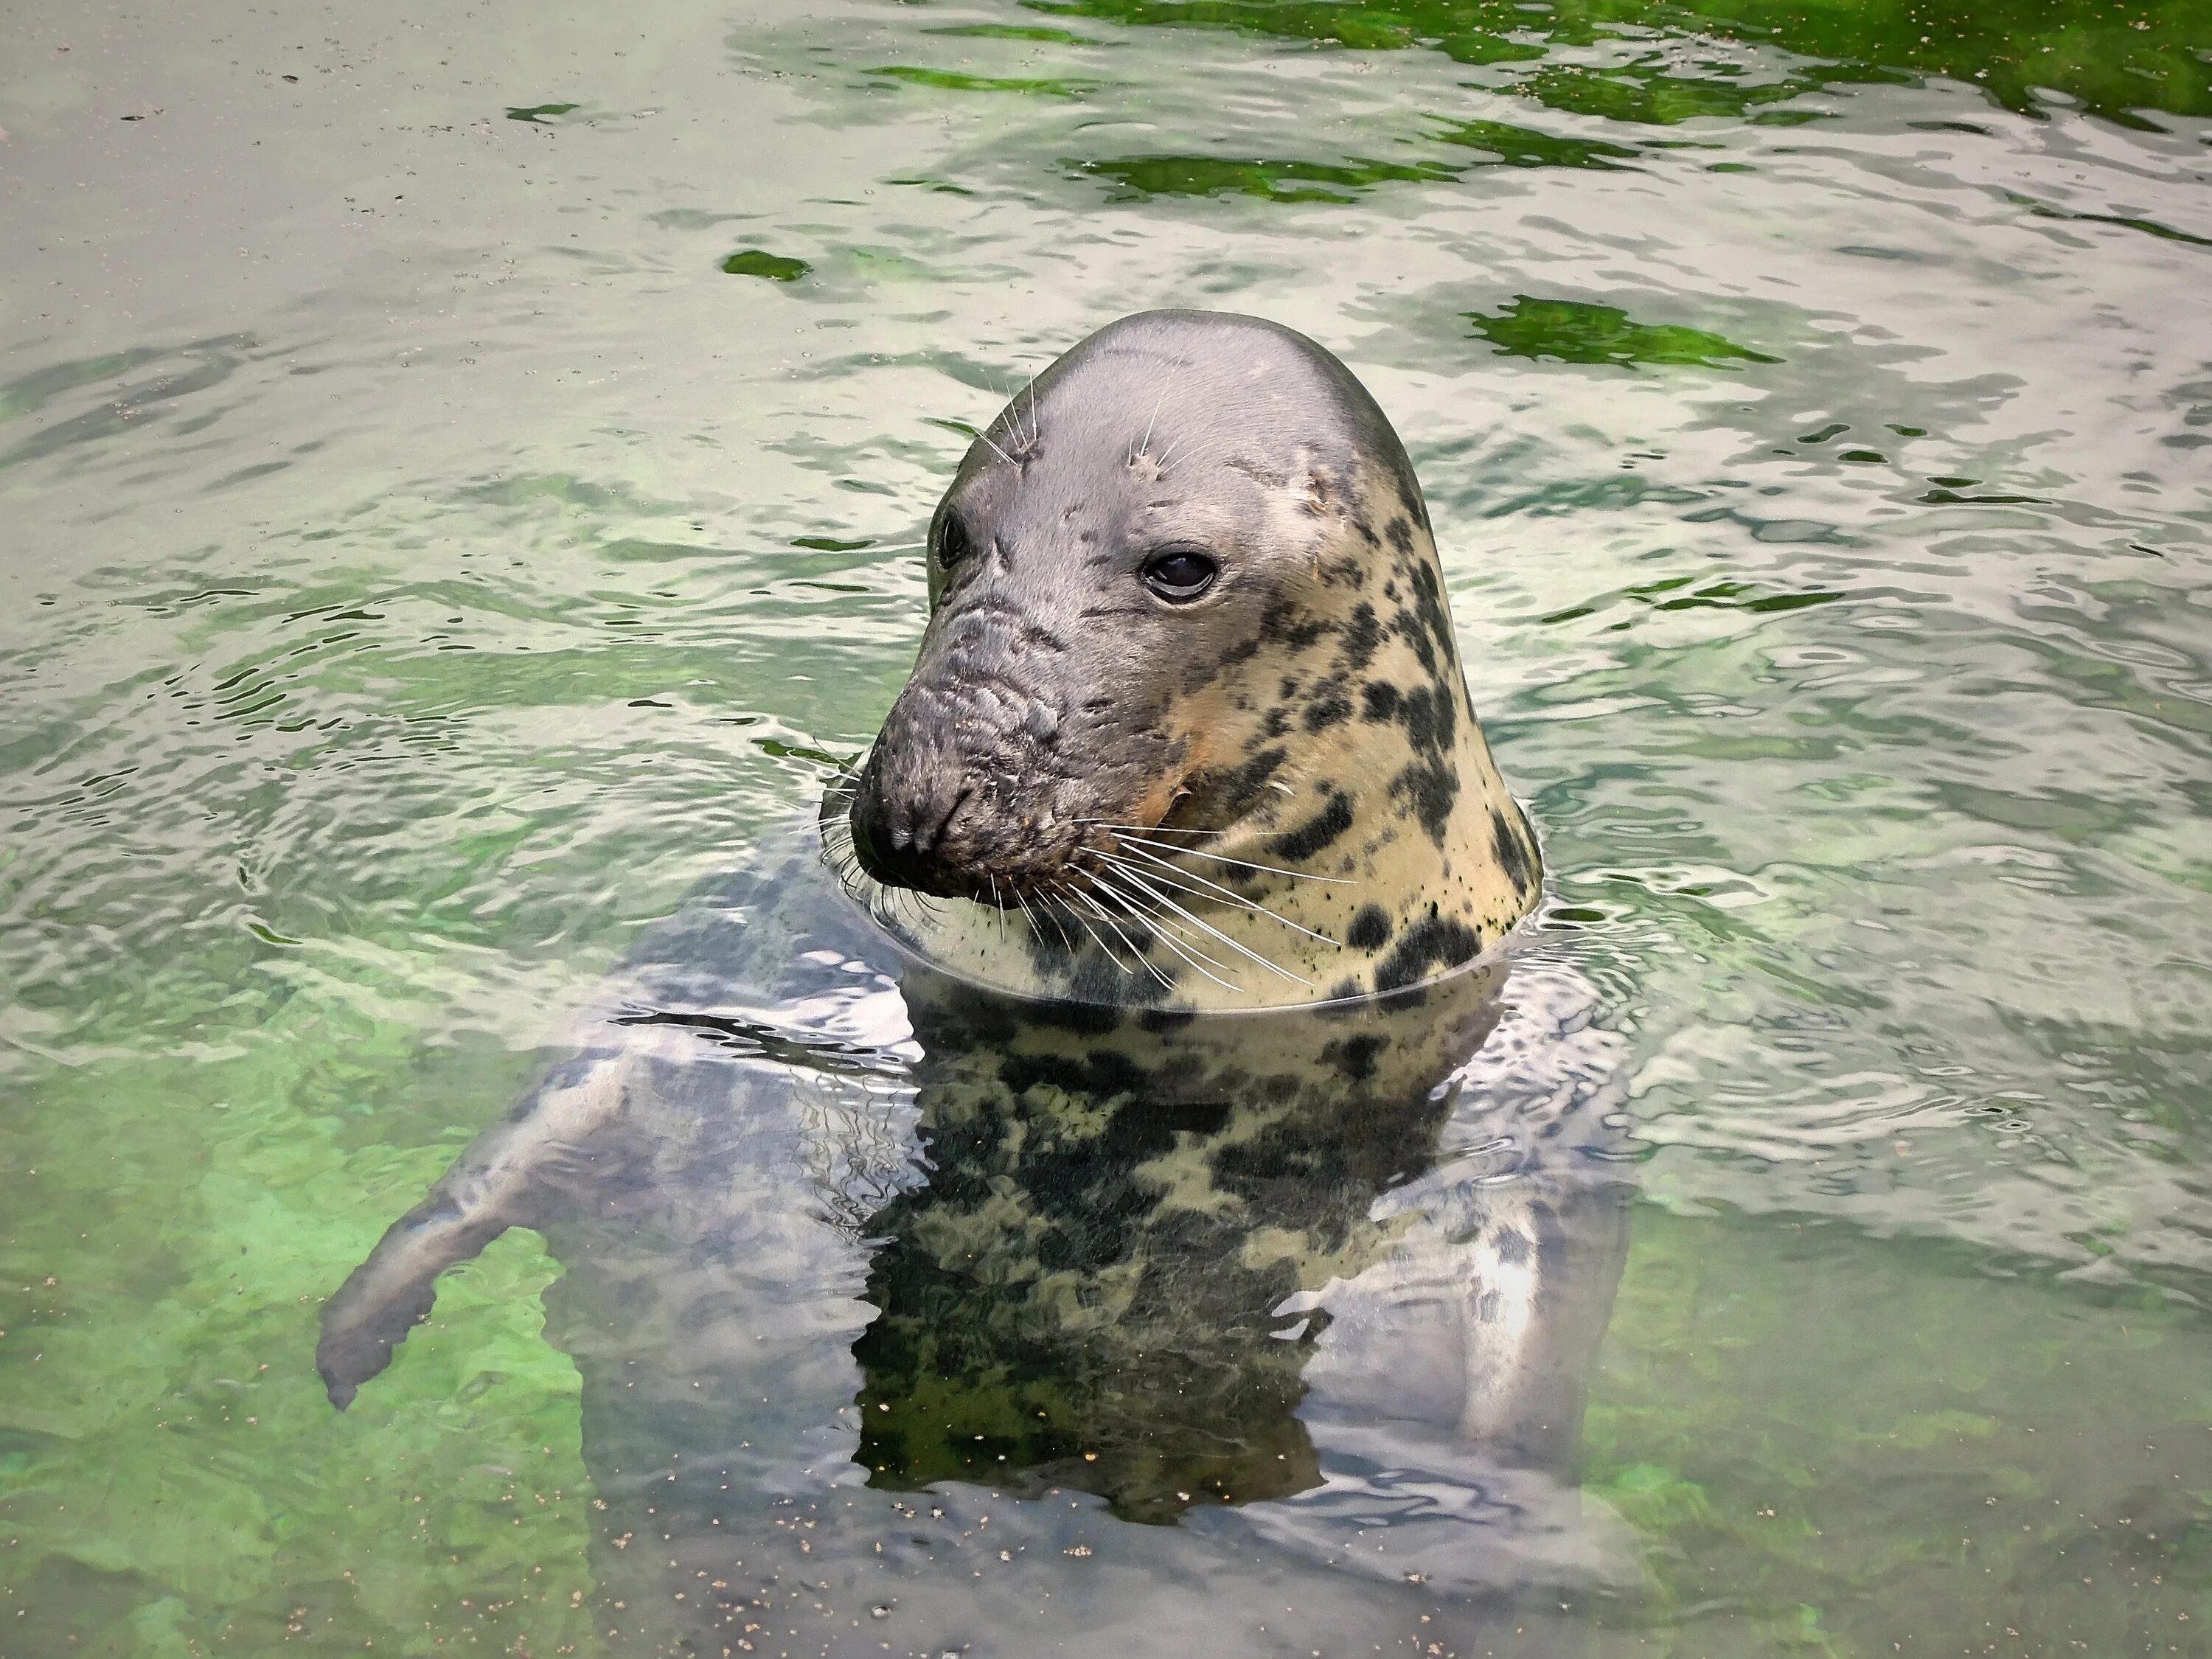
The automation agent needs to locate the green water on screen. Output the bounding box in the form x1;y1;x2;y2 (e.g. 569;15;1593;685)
3;0;2210;1652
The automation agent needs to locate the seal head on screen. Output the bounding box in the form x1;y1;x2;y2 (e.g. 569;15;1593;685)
836;309;1541;1009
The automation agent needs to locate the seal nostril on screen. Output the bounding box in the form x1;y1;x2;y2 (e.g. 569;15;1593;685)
914;783;973;856
885;794;919;852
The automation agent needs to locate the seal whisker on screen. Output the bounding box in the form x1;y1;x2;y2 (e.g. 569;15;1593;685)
1100;846;1324;928
1113;833;1353;886
1095;847;1338;947
990;366;1038;453
1133;355;1185;465
1089;860;1254;973
1096;884;1279;999
1047;874;1133;973
1105;905;1242;993
1034;883;1079;956
1152;429;1227;476
1009;886;1046;948
1082;871;1242;992
1054;891;1113;964
1066;877;1171;987
1093;873;1246;982
1074;817;1225;840
1092;862;1311;986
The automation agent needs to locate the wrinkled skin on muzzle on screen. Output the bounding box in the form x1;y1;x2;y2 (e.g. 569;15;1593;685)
846;601;1183;901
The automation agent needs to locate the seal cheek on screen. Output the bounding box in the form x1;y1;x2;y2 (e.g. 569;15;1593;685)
1115;721;1221;836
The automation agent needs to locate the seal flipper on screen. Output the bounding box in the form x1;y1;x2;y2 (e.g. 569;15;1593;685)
317;1038;646;1408
318;822;906;1409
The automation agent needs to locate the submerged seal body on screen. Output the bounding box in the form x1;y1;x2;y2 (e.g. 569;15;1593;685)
316;844;1632;1651
316;313;1631;1654
837;310;1541;1009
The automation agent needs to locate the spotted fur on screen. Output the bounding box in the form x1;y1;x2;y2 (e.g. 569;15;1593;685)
839;310;1543;1011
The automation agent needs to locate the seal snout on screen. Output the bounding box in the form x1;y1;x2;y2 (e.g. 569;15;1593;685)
846;763;1079;907
845;684;1088;905
846;745;979;897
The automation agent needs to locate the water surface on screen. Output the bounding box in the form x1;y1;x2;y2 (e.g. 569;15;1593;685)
3;0;2210;1653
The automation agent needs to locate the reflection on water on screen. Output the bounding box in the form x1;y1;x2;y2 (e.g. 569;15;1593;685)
2;0;2209;1651
320;842;1634;1650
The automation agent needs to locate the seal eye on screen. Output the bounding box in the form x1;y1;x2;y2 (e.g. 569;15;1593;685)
936;515;974;572
1141;549;1219;603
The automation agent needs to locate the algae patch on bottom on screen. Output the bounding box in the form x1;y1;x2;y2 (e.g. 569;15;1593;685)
1467;295;1780;369
720;249;812;282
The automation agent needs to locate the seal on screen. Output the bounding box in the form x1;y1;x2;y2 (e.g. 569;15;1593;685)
313;313;1630;1655
832;308;1541;1011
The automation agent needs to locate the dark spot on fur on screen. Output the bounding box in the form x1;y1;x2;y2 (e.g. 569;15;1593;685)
1222;635;1262;667
1260;594;1327;650
1027;997;1126;1037
1374;980;1430;1014
1362;681;1400;723
1373;917;1484;993
1346;905;1391;951
1303;689;1352;732
1385;518;1413;554
1323;1032;1385;1082
1260;705;1290;740
1268;790;1354;862
1399;483;1431;534
1000;1043;1148;1103
1391;759;1460;848
1390;607;1438;677
1222;456;1291;491
1492;806;1537;897
1138;1006;1200;1034
1070;950;1141;1004
1397;684;1455;761
1338;602;1381;674
1490;1225;1531;1267
1203;745;1287;815
1408;562;1459;667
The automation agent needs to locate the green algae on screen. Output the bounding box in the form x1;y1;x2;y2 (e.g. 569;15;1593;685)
720;248;813;280
1466;295;1782;367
